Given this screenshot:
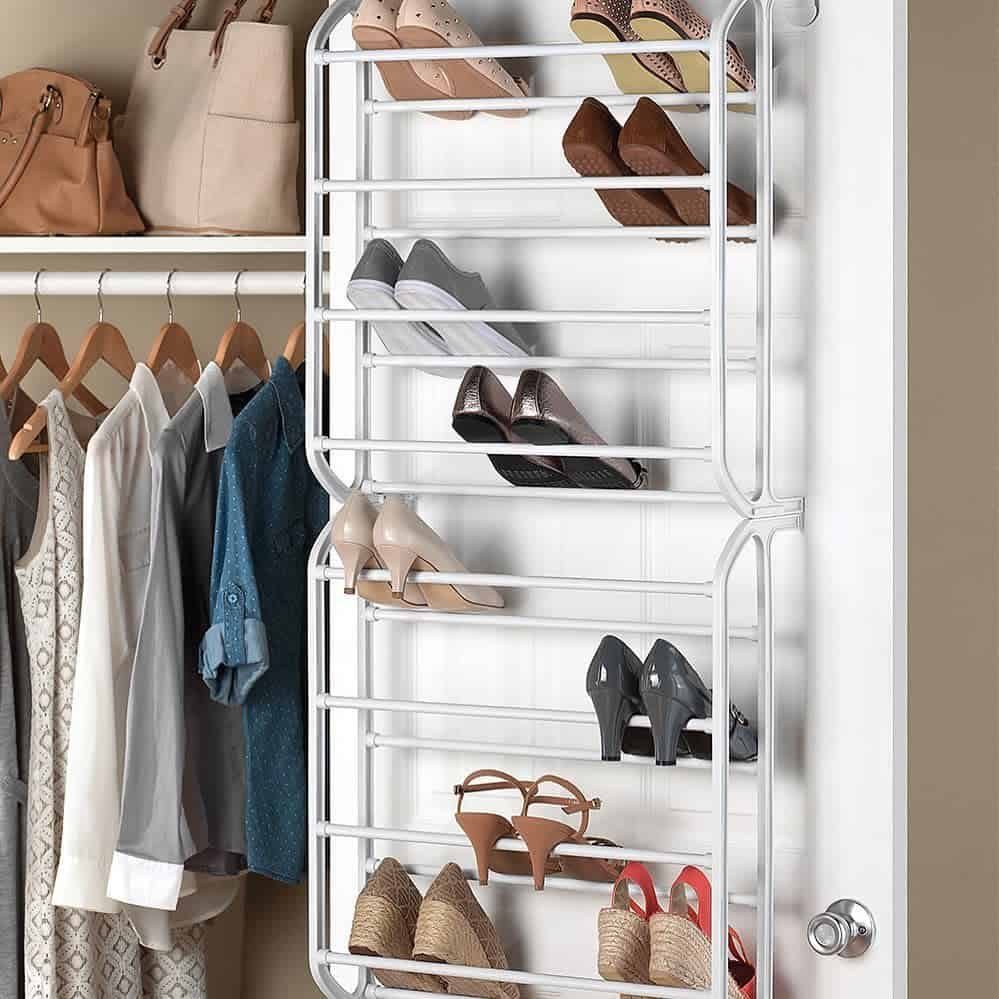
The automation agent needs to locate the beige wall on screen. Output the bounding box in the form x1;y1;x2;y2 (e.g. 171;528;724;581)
908;0;999;997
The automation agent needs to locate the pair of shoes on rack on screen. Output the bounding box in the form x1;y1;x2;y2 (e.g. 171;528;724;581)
570;0;755;106
587;636;758;766
352;0;529;119
348;239;531;368
453;367;648;491
455;771;623;891
564;97;756;232
350;858;519;999
599;863;756;998
332;492;505;612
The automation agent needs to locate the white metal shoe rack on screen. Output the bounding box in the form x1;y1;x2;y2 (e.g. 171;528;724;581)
304;3;804;999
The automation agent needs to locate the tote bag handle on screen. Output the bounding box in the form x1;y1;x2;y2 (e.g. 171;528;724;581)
148;0;281;68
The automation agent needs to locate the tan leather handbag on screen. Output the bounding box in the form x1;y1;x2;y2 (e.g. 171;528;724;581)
0;70;145;235
116;0;301;236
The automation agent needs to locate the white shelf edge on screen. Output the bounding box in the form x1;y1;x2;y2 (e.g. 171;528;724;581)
0;235;309;255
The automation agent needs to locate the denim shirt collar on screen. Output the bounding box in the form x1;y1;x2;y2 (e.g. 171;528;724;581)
270;357;305;452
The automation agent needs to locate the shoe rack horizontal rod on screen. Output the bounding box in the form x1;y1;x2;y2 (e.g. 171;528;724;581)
321;175;710;193
364;354;756;372
324;953;706;999
366;91;755;114
325;308;710;324
319;823;709;869
319;566;712;596
320;439;710;461
320;695;712;736
366;860;756;908
367;607;758;642
319;38;713;64
0;271;306;297
365;481;731;504
369;225;757;240
367;733;744;773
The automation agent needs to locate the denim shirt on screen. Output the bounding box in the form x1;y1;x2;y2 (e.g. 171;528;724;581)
200;358;328;883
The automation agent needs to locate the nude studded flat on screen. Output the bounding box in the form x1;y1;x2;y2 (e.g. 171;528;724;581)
396;0;530;118
352;0;475;119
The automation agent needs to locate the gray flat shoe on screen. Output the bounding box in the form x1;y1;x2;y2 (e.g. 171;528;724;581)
394;240;531;357
348;240;451;363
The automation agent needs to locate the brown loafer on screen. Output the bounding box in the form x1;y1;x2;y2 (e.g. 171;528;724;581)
618;97;756;230
563;97;683;231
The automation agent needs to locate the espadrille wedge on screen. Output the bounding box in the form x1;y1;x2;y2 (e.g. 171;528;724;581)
649;866;756;999
348;858;447;993
597;863;660;999
413;864;520;999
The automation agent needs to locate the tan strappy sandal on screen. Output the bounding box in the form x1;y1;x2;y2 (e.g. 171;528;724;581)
455;770;560;885
396;0;530;118
352;0;475;120
511;775;625;890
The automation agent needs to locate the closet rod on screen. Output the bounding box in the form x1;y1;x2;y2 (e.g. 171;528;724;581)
320;439;710;461
325;953;701;999
367;608;758;641
318;824;708;868
321;696;712;735
366;91;756;114
321;175;709;193
364;354;756;372
364;860;757;908
0;272;306;297
319;567;713;597
320;38;712;64
326;308;709;325
369;224;757;240
365;481;730;505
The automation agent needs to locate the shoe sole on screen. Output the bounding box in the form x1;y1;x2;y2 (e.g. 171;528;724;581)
452;411;576;488
394;280;528;357
629;14;754;114
513;419;639;490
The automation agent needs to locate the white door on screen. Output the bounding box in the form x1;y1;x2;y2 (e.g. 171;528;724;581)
311;1;907;997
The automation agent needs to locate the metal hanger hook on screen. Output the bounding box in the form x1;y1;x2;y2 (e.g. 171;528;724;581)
233;270;246;324
97;269;111;324
33;269;45;324
166;269;177;325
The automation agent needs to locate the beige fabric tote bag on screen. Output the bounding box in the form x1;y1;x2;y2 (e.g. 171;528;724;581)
116;0;301;235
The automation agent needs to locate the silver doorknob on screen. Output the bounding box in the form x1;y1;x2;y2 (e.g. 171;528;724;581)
807;900;876;958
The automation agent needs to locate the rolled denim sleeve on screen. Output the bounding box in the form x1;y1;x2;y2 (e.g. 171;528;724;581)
200;421;269;705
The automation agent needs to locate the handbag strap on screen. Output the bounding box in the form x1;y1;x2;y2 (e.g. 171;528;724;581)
149;0;279;68
0;86;58;212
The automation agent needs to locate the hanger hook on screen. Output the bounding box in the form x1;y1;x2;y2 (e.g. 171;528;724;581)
33;269;44;324
166;269;177;325
97;269;111;324
233;270;245;324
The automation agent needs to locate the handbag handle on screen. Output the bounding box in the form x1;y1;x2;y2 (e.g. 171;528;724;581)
0;86;58;212
148;0;279;68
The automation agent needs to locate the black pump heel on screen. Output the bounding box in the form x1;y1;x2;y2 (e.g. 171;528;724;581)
586;635;645;762
640;639;711;768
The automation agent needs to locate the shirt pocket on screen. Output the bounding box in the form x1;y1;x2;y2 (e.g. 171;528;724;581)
119;525;151;574
271;518;305;557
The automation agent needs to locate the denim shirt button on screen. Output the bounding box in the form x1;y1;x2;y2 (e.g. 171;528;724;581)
226;591;239;606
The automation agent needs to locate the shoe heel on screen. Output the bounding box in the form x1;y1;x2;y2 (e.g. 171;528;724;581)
455;813;514;886
376;545;421;598
510;816;573;891
588;687;632;762
645;695;695;768
334;541;375;596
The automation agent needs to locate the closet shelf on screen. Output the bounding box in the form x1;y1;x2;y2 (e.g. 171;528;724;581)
367;608;758;642
319;567;712;597
321;176;709;194
369;225;757;241
326;954;702;999
0;235;307;255
319;824;707;869
364;354;756;372
327;308;709;325
320;440;710;461
365;481;731;505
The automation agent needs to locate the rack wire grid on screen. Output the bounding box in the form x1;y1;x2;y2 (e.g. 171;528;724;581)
304;3;805;999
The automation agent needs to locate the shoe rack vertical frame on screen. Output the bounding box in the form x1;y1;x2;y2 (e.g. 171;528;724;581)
305;3;804;999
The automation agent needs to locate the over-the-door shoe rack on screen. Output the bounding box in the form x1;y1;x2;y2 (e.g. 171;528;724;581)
305;3;803;999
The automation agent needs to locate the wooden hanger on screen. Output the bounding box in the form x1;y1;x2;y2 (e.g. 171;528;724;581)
147;271;201;384
214;271;270;382
283;322;306;368
0;271;107;420
10;271;136;460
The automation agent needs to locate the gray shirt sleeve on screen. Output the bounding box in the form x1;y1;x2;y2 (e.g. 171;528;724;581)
107;430;195;910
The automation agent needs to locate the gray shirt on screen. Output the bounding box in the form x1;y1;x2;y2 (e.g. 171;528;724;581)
0;406;38;999
110;364;259;912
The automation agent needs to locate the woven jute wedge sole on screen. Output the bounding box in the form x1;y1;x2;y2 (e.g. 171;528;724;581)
598;907;652;999
649;913;745;999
